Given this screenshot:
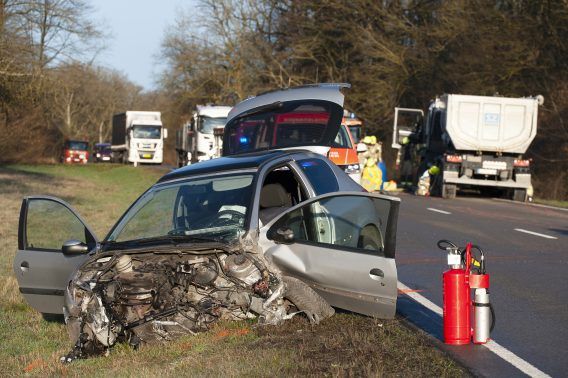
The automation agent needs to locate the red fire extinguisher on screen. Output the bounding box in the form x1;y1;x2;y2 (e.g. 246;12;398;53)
438;240;495;345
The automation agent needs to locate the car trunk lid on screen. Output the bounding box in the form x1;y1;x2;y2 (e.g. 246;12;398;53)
222;84;348;156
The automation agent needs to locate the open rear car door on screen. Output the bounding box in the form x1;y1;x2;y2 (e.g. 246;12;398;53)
13;196;97;315
222;84;349;157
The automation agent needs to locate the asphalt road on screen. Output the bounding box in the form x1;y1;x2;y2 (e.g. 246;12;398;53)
395;193;568;377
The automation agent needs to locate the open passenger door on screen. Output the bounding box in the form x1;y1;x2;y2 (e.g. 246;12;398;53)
392;107;424;149
13;196;98;315
260;192;400;319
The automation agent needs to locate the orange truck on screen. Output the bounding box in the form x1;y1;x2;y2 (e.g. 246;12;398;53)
328;118;361;184
343;110;364;144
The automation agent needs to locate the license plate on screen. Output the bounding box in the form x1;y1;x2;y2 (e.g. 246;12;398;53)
476;168;497;175
142;154;152;159
102;157;110;161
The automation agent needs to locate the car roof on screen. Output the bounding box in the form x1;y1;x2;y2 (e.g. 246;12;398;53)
158;150;292;183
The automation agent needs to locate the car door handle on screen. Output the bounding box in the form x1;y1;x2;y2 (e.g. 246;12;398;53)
369;268;384;281
20;261;29;272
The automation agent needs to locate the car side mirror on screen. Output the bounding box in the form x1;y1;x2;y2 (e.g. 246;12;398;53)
270;227;295;244
62;239;89;255
163;128;168;139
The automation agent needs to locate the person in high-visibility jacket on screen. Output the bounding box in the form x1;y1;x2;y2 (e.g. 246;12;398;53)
361;156;383;192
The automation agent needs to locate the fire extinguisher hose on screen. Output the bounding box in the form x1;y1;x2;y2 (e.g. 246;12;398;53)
489;302;496;332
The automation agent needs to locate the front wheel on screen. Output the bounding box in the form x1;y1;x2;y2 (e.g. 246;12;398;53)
442;184;457;199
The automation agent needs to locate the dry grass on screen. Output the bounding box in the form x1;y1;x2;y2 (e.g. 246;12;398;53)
0;164;468;377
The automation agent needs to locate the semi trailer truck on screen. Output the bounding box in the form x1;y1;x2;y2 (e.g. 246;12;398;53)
175;105;231;167
392;94;543;201
111;111;166;166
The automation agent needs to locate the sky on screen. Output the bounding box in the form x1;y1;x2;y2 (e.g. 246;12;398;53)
93;0;192;91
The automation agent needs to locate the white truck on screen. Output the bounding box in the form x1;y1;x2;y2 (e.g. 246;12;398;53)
111;111;167;166
392;94;543;201
175;105;231;167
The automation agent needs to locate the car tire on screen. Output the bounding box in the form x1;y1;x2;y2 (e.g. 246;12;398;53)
442;184;457;199
42;313;64;323
282;276;334;324
358;225;382;250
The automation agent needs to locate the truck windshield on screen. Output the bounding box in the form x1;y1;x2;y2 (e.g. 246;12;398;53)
106;173;254;245
67;141;88;150
199;117;227;134
132;125;161;139
348;125;361;144
332;125;353;148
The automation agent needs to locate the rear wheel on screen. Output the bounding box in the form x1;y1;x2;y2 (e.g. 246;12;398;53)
442;184;457;199
512;188;527;202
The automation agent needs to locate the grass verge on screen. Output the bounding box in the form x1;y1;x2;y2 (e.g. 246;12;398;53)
0;163;468;376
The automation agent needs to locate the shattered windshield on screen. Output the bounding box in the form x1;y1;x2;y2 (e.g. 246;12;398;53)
107;173;255;244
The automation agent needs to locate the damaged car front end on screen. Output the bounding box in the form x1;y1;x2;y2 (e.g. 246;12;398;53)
62;245;320;361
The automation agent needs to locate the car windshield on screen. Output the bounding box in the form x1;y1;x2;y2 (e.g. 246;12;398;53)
67;141;88;150
332;125;353;148
107;173;255;245
199;117;227;134
132;125;161;139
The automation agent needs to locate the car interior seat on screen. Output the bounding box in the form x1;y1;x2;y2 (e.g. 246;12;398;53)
259;183;292;225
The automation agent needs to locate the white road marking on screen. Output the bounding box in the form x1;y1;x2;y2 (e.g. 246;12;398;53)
514;228;558;240
427;207;452;215
397;281;551;378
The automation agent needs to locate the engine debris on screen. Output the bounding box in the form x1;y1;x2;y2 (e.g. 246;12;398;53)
61;249;333;362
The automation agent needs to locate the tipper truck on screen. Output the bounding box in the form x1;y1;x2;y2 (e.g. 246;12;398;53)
112;111;167;166
175;105;231;167
392;94;543;201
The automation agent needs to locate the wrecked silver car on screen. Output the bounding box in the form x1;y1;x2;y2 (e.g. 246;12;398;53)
13;84;400;361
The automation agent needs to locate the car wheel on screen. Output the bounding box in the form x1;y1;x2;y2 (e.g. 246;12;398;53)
358;225;382;251
282;276;334;324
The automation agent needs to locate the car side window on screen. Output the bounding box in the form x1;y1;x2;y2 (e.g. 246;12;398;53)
25;199;88;251
269;195;389;255
296;158;338;195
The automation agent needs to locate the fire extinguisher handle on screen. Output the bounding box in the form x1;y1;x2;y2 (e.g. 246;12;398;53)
437;239;458;251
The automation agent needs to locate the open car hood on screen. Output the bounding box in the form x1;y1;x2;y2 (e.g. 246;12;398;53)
223;84;349;156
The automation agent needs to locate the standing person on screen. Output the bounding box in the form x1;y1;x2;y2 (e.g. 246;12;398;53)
360;136;383;192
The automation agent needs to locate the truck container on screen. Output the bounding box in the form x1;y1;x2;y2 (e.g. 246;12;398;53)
392;94;543;201
111;111;166;166
176;105;231;167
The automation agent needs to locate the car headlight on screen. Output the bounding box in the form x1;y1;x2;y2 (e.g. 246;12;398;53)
345;164;360;174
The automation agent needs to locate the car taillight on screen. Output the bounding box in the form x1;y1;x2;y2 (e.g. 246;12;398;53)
514;159;530;167
446;154;462;163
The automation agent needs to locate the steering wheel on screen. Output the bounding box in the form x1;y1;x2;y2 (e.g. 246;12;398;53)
210;209;245;226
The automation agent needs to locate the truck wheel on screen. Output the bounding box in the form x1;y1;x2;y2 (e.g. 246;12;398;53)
442;184;457;199
512;189;527;202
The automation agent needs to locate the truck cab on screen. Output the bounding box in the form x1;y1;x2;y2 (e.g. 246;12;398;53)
176;105;232;166
112;111;167;166
61;140;89;164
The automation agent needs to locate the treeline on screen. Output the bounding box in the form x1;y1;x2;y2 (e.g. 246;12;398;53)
1;1;566;199
0;0;150;162
160;0;568;199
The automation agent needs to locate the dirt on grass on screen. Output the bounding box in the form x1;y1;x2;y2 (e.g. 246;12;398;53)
0;164;469;377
